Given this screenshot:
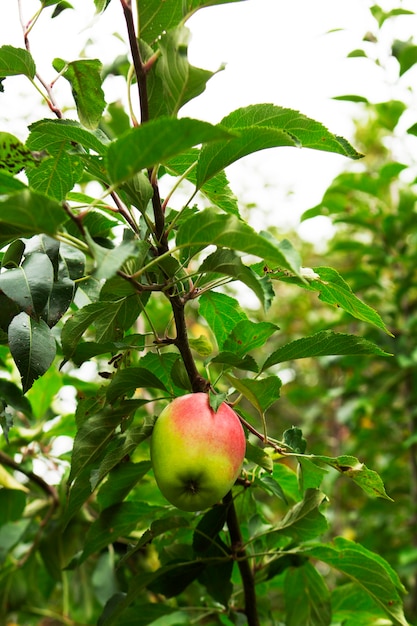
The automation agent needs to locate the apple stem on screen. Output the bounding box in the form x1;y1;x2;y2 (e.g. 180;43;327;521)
223;491;260;626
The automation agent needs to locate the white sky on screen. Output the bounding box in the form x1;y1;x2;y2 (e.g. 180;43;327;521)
1;1;416;242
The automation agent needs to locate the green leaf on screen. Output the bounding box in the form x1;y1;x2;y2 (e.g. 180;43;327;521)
256;474;287;500
138;0;244;44
165;149;239;216
8;312;56;392
298;457;327;492
304;538;408;626
137;352;186;396
273;462;302;503
262;330;391;371
85;234;139;280
0;190;64;247
27;118;109;155
0;490;27;525
80;501;158;563
156;25;215;116
198;248;271;307
0;379;33;418
196;104;363;187
147;560;205;598
61;297;145;361
392;39;417;76
302;454;393;501
0;172;27;194
199;554;233;606
371;6;414;28
60;241;86;280
0;292;20;332
106;367;167;404
270;267;393;336
96;460;152;508
176;208;302;273
0;252;54;316
68;405;123;487
94;0;112;12
332;582;394;626
51;2;73;17
188;334;212;357
199;291;248;350
0;45;36;78
347;49;367;58
222;319;278;357
0;132;35;174
210;351;259;373
64;464;98;527
192;504;228;555
42;258;75;327
275;488;328;541
283;427;307;454
333;94;369;104
70;335;145;367
53;58;106;129
106;117;234;185
374;100;406;132
227;375;282;415
26;150;83;201
284;562;332;626
133;515;190;555
245;441;274;473
89;419;154;489
121;172;154;214
407;122;417;137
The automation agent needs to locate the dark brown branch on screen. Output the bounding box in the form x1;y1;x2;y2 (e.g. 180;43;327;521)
120;0;149;124
63;202;86;236
171;295;210;393
110;191;140;235
223;491;260;626
150;177;169;252
117;270;165;292
119;0;210;395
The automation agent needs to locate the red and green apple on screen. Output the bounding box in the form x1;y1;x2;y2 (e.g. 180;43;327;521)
150;392;246;512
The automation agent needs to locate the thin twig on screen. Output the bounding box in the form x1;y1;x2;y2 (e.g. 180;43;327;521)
18;0;63;118
63;202;86;236
110;190;140;234
0;450;59;505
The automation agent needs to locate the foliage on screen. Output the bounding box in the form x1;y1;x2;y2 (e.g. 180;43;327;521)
291;6;417;620
0;1;412;625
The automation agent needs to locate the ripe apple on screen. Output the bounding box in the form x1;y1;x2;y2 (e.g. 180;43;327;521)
150;393;246;512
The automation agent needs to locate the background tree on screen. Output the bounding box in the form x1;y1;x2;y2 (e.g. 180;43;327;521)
0;1;413;625
262;3;417;620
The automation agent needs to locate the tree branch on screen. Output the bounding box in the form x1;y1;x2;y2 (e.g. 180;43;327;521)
171;295;210;393
223;491;260;626
120;0;149;124
0;450;59;506
110;190;140;235
119;0;210;393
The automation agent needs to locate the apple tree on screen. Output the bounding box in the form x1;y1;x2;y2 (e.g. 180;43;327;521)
0;1;410;625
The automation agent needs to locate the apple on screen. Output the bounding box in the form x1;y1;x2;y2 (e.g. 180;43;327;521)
150;393;246;512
